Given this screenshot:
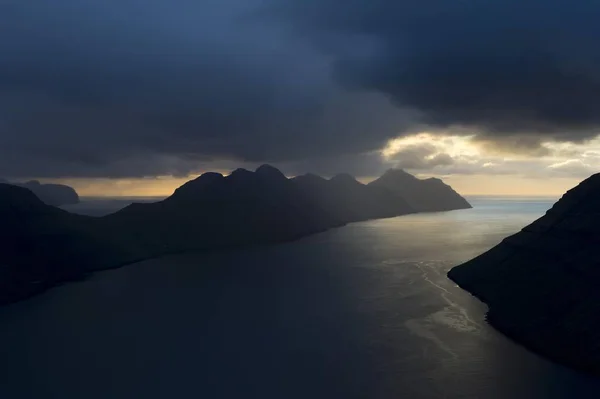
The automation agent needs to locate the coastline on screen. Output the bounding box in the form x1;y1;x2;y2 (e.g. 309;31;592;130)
449;271;600;377
3;206;478;308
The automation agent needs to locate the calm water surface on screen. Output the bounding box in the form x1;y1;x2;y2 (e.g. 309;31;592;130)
61;196;166;216
3;196;600;398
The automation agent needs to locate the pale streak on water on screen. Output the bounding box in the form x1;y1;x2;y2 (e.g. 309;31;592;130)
405;260;484;360
2;196;600;398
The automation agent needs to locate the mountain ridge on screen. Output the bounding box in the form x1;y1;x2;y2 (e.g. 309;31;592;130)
0;165;470;305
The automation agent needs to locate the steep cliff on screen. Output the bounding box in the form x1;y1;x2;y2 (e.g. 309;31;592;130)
449;173;600;374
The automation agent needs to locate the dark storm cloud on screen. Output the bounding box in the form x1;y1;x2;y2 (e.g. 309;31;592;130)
279;0;600;143
3;0;600;178
0;0;415;178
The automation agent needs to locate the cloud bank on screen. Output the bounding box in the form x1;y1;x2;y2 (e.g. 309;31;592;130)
2;0;600;178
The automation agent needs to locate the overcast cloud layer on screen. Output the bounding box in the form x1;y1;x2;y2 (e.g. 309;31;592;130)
2;0;600;178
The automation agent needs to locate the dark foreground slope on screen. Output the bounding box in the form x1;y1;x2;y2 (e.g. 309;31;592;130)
1;165;468;305
369;169;471;212
0;184;125;304
448;173;600;375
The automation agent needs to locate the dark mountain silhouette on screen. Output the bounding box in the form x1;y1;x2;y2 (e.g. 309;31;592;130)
2;180;79;206
0;184;119;304
448;173;600;375
369;169;471;212
101;167;345;257
0;166;468;305
293;172;414;223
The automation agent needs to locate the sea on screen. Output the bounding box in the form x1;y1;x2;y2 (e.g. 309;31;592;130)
1;196;600;398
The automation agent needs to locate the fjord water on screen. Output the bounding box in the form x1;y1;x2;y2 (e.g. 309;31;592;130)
61;196;167;216
2;197;600;398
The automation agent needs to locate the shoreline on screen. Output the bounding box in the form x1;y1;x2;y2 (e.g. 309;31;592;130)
5;206;474;308
447;272;600;378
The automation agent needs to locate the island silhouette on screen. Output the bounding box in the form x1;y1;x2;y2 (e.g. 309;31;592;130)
0;165;470;305
0;179;79;206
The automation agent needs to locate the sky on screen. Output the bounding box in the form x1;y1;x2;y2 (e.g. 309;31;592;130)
2;0;600;196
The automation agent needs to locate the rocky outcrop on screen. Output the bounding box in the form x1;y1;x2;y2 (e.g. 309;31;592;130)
448;173;600;375
369;169;471;212
1;165;468;305
3;180;80;206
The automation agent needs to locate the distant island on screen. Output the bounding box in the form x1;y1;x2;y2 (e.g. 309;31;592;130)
448;173;600;375
0;179;79;206
0;165;470;305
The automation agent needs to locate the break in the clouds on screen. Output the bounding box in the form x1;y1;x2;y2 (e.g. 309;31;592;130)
281;0;600;143
381;133;600;179
2;0;600;178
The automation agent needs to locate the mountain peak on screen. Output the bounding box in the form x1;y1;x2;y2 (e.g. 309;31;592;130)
190;172;224;186
381;168;417;180
330;173;359;185
255;164;287;180
169;172;224;200
229;168;253;179
423;177;444;185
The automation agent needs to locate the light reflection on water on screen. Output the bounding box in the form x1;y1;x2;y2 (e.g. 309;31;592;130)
2;196;600;398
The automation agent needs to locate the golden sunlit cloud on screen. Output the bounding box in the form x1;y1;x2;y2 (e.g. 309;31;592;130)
381;133;480;160
379;131;600;196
